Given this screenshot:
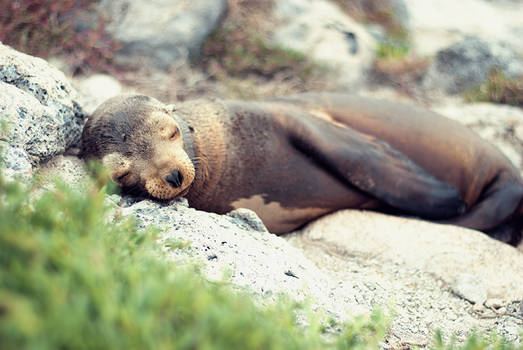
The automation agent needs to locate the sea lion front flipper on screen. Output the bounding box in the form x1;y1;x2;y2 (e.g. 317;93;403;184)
288;116;466;219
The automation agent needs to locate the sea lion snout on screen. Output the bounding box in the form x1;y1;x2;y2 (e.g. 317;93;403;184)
165;169;183;188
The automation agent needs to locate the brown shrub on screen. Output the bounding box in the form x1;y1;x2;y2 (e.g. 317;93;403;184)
0;0;119;74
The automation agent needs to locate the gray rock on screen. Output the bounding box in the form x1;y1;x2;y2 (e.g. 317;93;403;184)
451;274;488;305
227;208;269;233
74;74;122;114
273;0;376;88
37;155;90;188
0;44;85;179
0;144;32;181
116;198;366;322
100;0;227;69
424;36;523;94
485;298;503;309
288;209;523;346
404;0;523;56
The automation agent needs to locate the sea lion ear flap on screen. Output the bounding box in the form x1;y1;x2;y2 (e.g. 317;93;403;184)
287;115;466;219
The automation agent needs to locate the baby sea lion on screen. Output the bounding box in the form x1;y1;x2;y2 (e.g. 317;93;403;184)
81;93;523;245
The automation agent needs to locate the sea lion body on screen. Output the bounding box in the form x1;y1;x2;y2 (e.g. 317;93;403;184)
82;93;523;244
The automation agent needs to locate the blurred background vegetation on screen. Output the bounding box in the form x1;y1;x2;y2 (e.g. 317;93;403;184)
0;0;520;105
0;0;118;74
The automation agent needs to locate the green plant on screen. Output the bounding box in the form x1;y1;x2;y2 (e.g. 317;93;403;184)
335;309;390;349
432;330;522;350
376;38;411;60
0;0;119;74
464;70;523;107
0;172;390;349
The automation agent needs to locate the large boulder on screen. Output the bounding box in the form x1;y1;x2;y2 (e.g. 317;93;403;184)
403;0;523;56
0;43;85;179
272;0;376;88
100;0;227;70
114;197;365;322
288;210;523;347
423;36;523;94
73;74;123;115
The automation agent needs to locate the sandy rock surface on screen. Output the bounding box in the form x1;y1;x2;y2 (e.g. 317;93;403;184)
287;210;523;347
113;197;368;322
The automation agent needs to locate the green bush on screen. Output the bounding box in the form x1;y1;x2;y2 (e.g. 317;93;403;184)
433;330;521;350
0;174;391;349
375;39;411;60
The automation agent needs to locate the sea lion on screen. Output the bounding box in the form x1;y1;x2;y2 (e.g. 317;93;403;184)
81;93;523;245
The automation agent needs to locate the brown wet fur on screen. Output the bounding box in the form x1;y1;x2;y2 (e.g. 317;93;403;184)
82;93;523;246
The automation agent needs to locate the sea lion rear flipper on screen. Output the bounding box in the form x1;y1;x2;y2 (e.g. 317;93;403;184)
288;116;466;219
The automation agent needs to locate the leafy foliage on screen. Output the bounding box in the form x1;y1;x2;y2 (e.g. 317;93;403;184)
376;39;411;60
0;0;118;74
433;330;522;350
0;173;393;349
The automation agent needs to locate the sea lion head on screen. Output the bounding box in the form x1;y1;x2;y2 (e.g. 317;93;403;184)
82;94;195;200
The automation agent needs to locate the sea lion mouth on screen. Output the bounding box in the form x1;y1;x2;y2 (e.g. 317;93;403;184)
120;183;148;198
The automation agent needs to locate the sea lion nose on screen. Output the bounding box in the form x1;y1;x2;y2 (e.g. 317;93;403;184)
165;169;183;188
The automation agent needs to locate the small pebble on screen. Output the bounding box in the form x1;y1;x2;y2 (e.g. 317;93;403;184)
485;298;503;309
472;304;484;312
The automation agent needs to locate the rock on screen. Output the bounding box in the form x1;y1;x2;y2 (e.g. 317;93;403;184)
117;198;366;321
403;0;523;56
74;74;123;114
100;0;227;70
435;103;523;173
37;155;90;189
0;144;32;181
294;210;523;302
485;298;503;309
272;0;376;88
227;208;269;233
287;209;523;344
451;274;487;305
0;43;86;180
424;36;523;94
